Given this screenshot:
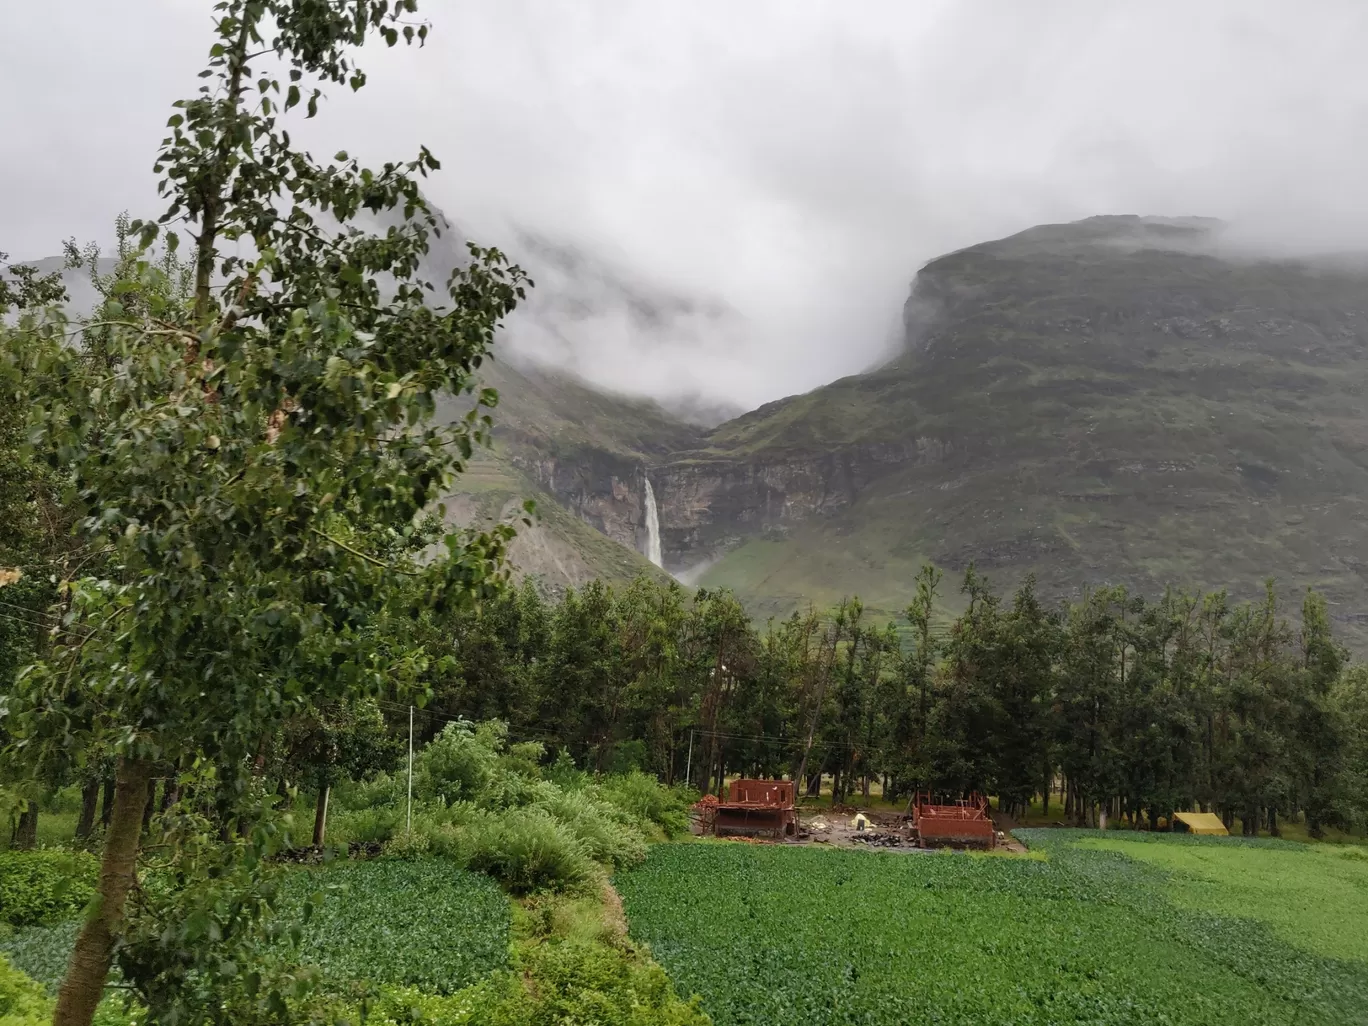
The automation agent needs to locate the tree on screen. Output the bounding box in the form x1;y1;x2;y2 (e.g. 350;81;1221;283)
1293;589;1346;837
0;255;69;853
0;3;527;1023
280;697;396;845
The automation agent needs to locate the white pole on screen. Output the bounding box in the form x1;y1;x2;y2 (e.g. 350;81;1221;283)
406;705;414;836
685;730;694;789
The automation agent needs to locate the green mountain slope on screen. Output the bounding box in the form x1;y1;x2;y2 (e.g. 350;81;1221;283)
648;216;1368;635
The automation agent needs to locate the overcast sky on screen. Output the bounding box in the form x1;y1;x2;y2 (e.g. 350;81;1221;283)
5;1;1368;408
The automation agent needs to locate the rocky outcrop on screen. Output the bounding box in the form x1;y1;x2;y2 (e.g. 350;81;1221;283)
515;451;650;560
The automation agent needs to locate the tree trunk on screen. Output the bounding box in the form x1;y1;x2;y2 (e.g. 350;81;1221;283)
140;777;158;833
1267;807;1280;837
12;803;37;849
99;776;115;829
312;784;331;847
54;757;152;1026
159;774;180;813
75;778;100;841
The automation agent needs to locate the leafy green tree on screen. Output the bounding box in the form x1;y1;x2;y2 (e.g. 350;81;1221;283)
280;696;396;845
991;577;1059;819
0;255;69;851
0;2;527;1022
1293;589;1346;836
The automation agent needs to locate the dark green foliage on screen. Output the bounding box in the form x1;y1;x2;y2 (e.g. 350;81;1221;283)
456;808;594;894
276;860;510;995
327;719;694;891
618;838;1368;1026
0;1;534;1019
0;851;96;928
416;569;1367;836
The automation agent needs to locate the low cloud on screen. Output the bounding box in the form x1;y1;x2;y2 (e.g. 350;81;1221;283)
5;1;1368;409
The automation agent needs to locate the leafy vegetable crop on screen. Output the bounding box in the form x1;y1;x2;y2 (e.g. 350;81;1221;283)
277;860;510;994
617;834;1368;1025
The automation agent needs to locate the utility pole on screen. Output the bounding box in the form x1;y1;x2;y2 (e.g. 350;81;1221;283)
406;705;414;836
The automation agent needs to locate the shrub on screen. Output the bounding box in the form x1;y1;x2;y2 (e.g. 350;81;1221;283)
0;954;52;1024
342;978;532;1026
519;941;709;1026
415;721;504;806
0;851;97;928
325;943;707;1026
460;808;594;893
333;771;404;811
331;806;401;844
535;791;647;869
593;772;694;838
480;771;557;812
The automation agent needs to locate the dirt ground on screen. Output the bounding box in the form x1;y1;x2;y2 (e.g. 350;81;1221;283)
694;804;1028;854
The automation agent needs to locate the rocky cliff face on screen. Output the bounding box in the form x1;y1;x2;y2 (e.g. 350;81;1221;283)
518;451;650;559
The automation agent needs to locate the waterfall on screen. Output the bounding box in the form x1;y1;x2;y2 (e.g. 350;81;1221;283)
643;477;663;567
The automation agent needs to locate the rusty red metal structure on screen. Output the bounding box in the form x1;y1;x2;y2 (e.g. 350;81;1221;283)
912;792;995;848
712;779;798;839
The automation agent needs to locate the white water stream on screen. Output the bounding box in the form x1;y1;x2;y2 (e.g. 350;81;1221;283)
643;477;663;567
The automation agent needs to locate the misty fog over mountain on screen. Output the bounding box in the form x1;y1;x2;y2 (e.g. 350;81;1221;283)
7;1;1368;409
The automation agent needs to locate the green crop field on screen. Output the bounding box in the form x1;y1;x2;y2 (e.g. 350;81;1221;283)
275;860;511;994
616;832;1368;1025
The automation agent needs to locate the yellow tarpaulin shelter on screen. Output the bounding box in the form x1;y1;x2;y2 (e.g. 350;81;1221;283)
1172;811;1229;836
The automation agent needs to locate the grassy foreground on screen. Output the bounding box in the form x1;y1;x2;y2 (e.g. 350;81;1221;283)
616;832;1368;1025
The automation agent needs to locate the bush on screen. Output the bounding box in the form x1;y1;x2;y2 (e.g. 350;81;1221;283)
534;791;646;869
326;943;707;1026
480;771;557;812
339;978;532;1026
333;771;404;811
460;808;594;893
593;772;694;838
0;851;97;928
331;806;402;844
0;954;52;1024
415;721;504;806
518;941;709;1026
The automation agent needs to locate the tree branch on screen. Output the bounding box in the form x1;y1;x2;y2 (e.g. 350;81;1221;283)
308;528;420;575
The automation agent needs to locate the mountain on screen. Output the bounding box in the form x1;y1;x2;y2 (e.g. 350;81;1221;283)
438;357;693;592
29;214;1368;636
504;215;1368;640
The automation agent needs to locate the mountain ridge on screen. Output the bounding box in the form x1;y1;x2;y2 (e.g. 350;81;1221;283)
493;215;1368;643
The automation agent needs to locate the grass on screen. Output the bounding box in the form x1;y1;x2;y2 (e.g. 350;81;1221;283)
1005;796;1368;845
1077;835;1368;963
617;832;1368;1025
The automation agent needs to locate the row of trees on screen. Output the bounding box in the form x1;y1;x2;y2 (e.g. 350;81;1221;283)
406;568;1368;838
